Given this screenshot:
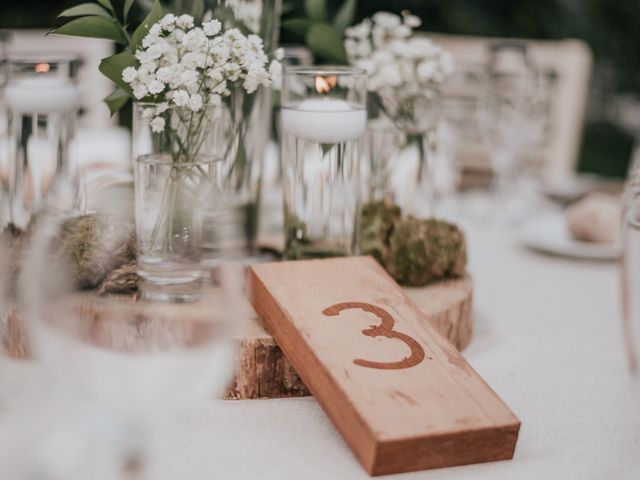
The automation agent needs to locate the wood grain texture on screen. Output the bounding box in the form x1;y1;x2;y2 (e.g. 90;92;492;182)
247;256;519;475
0;277;473;400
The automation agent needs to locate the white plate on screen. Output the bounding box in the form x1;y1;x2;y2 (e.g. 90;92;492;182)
520;213;620;260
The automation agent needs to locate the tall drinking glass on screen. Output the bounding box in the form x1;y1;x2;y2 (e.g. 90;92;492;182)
20;185;242;478
5;53;80;228
281;66;367;259
478;43;547;216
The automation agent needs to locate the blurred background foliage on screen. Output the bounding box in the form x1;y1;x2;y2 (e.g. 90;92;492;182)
1;0;639;177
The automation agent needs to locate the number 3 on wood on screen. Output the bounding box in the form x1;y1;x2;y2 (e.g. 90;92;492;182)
322;302;426;370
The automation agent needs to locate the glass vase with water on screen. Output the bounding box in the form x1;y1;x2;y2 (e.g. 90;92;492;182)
280;66;367;259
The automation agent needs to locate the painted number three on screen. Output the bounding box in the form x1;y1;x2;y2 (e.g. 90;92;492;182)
322;302;425;370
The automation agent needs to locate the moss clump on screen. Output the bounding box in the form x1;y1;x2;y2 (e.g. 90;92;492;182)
359;199;401;265
57;214;135;290
385;217;467;287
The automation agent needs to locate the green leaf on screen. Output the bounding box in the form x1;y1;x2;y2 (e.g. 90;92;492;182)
99;51;138;92
52;16;127;44
123;0;135;21
96;0;116;15
104;88;131;116
281;18;312;36
58;3;111;18
281;2;295;16
306;23;347;64
333;0;356;33
304;0;326;22
190;0;205;23
131;0;163;50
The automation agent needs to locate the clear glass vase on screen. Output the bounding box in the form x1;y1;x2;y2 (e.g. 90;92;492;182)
132;103;226;302
369;87;441;219
281;66;367;259
4;53;80;228
207;0;282;254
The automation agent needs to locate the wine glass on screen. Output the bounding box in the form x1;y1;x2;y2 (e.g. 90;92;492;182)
622;141;640;373
20;184;243;478
439;61;486;216
478;42;549;220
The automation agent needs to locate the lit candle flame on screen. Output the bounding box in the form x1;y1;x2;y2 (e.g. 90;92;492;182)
315;75;337;94
35;63;50;74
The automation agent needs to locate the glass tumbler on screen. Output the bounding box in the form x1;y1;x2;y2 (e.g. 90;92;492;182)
5;53;80;228
280;66;367;259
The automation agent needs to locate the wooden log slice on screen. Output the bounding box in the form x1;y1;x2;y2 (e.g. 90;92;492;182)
0;277;472;400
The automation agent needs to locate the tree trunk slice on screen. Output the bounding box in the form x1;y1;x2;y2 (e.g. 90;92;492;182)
226;276;473;399
0;277;472;400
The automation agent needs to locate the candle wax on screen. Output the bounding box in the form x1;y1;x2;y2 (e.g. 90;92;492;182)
5;76;79;114
281;98;366;144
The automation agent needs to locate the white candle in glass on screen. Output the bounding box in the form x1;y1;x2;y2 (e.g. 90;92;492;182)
281;98;366;143
5;76;78;113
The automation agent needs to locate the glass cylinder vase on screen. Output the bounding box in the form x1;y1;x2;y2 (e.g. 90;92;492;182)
370;86;441;219
132;103;226;302
281;66;367;259
207;0;282;254
4;53;80;228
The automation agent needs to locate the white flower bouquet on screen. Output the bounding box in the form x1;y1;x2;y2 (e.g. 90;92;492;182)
123;13;281;161
345;11;453;132
345;11;454;219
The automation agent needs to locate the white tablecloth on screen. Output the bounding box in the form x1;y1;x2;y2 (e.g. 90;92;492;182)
3;222;638;479
143;222;639;480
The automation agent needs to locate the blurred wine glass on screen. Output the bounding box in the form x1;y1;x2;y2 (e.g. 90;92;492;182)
439;61;486;215
478;42;549;220
622;141;640;373
20;184;242;478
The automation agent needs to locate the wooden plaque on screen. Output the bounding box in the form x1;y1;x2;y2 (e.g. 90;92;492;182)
247;256;519;475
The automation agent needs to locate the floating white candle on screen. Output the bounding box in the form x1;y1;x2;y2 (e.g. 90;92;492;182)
5;76;79;113
281;98;366;144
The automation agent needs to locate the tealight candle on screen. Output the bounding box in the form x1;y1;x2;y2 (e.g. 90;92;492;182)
281;98;366;144
5;76;79;114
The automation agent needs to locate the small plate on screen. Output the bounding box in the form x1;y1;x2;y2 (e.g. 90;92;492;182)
520;212;620;260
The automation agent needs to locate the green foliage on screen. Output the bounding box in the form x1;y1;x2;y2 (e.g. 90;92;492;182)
130;0;163;50
52;15;128;44
304;0;327;22
58;3;111;19
282;0;356;64
52;0;166;115
123;0;135;22
104;88;131;116
99;51;137;91
306;23;346;64
332;0;355;33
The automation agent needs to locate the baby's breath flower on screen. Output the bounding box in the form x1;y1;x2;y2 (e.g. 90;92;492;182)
148;79;166;95
132;83;148;99
123;14;281;123
345;11;452;93
172;90;190;107
176;14;195;30
203;19;221;36
150;116;166;133
122;66;137;83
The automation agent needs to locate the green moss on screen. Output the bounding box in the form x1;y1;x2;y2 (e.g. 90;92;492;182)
57;214;135;290
359;199;401;266
385;217;467;287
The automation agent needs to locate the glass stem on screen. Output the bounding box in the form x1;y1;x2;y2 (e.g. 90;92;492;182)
412;131;436;218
